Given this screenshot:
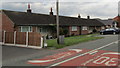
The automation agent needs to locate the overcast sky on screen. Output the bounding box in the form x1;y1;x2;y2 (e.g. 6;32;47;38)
1;0;120;19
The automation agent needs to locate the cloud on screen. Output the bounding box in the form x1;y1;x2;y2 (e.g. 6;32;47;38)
59;2;118;19
2;2;27;12
2;0;120;2
1;1;119;19
118;1;120;14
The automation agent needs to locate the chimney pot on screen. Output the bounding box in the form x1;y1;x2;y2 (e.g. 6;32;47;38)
87;15;90;19
50;7;53;15
28;4;30;9
78;14;81;18
27;4;32;13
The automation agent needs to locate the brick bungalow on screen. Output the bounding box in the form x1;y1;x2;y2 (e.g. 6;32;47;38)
97;19;115;29
1;6;104;37
113;15;120;28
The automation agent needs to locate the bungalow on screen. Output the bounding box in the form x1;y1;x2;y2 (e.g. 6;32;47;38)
1;6;104;38
97;19;115;29
113;14;120;28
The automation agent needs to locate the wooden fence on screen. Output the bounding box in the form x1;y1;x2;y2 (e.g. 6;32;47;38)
2;31;42;47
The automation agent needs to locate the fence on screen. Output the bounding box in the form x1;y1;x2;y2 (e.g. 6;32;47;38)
2;31;43;48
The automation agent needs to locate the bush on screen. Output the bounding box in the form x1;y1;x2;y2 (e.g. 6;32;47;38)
59;28;68;35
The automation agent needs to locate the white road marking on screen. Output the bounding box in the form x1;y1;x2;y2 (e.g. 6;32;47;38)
28;52;71;63
69;49;82;53
28;59;56;63
82;52;120;66
101;52;120;55
28;49;82;63
81;56;101;66
50;40;120;67
93;57;110;64
89;50;98;55
114;41;118;44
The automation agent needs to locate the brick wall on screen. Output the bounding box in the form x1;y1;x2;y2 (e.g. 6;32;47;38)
114;16;120;27
69;26;90;35
32;26;37;32
69;26;80;36
1;12;14;32
81;26;89;35
81;30;89;35
14;26;20;32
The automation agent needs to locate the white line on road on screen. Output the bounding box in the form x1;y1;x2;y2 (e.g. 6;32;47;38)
49;40;120;67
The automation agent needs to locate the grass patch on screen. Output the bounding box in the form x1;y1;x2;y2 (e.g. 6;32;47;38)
47;34;103;49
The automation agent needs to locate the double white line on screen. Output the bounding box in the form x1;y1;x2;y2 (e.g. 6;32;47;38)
49;40;119;67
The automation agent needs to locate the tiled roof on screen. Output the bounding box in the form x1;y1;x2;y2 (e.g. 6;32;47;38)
97;19;114;25
2;10;104;26
114;16;120;23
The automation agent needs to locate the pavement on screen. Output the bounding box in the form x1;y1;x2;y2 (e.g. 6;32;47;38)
2;34;120;68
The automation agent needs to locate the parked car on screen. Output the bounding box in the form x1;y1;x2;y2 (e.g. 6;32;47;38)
100;28;120;35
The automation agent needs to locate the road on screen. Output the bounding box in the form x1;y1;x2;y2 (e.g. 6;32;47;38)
2;35;120;68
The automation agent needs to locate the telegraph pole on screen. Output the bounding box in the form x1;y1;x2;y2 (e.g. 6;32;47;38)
56;0;59;44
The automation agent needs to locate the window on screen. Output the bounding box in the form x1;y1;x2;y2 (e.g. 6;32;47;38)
20;26;32;32
71;26;77;31
38;27;47;33
82;26;88;30
39;28;42;32
101;26;105;29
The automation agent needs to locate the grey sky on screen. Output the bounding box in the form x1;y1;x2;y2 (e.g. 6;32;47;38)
118;1;120;14
1;0;120;19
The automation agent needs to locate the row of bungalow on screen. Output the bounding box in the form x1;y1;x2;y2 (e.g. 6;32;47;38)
1;5;120;38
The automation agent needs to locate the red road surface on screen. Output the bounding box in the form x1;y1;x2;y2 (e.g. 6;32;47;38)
28;49;120;67
28;49;87;66
58;50;120;66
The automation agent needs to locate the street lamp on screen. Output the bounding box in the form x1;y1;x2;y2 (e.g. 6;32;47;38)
56;0;59;44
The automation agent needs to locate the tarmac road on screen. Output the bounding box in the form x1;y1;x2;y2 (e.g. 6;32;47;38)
2;35;119;68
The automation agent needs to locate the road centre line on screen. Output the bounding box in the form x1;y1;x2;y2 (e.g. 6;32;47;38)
49;40;120;67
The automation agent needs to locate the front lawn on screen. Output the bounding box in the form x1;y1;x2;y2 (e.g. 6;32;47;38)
46;34;103;49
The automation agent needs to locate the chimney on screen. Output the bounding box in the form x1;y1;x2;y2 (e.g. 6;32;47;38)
87;15;90;19
27;4;32;13
49;7;53;15
78;14;81;18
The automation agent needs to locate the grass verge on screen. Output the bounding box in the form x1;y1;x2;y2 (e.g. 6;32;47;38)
46;34;103;49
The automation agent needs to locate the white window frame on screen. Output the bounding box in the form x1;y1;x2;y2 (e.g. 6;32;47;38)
20;26;32;32
101;26;105;29
82;26;88;30
71;26;77;31
39;28;42;33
